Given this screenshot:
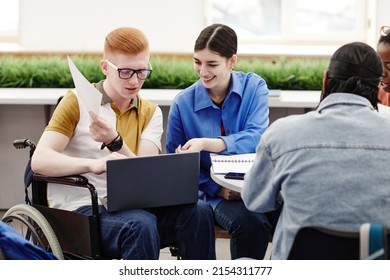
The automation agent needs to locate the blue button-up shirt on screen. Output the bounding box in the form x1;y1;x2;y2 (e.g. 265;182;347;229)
242;93;390;259
166;71;269;208
166;71;269;207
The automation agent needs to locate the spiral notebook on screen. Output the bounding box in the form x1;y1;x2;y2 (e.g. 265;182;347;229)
210;153;256;174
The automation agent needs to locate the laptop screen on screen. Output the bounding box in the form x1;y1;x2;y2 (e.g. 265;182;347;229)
105;152;200;212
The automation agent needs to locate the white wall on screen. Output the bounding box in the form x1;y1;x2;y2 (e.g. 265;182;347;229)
18;0;390;55
19;0;205;53
375;0;390;32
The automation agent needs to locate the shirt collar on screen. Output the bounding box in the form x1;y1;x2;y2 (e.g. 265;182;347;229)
94;80;138;109
317;92;375;113
229;72;243;98
193;72;242;112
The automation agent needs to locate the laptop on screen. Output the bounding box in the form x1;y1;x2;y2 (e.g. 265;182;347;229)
103;152;200;212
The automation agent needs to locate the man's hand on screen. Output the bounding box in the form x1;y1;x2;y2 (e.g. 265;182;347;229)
90;152;127;174
89;111;118;144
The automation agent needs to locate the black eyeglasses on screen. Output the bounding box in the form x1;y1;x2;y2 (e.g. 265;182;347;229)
380;26;390;37
105;59;153;80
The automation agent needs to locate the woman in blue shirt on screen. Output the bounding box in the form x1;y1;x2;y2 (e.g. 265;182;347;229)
166;24;277;259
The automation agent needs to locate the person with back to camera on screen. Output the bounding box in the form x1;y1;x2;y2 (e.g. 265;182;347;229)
31;26;216;260
165;23;280;260
242;41;390;259
377;26;390;106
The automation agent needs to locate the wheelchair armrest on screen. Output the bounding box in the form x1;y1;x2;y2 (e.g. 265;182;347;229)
33;173;100;217
33;173;89;186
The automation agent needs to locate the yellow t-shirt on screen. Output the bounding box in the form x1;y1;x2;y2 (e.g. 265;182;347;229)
46;81;158;154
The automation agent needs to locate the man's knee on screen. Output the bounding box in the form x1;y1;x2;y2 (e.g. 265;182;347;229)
196;200;213;215
120;210;158;235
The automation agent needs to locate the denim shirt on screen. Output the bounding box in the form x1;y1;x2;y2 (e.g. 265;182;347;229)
242;93;390;259
166;71;269;208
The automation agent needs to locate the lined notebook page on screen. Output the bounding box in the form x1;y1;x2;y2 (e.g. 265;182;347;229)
210;153;256;174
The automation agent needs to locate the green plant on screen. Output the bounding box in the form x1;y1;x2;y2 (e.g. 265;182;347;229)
145;57;199;89
0;55;328;90
235;57;328;90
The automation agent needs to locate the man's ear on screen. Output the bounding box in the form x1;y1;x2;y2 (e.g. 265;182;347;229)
100;60;109;76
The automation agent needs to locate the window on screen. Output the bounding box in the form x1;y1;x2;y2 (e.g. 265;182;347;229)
209;0;369;45
0;0;19;42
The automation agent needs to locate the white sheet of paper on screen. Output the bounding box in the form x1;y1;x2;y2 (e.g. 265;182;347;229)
67;55;102;116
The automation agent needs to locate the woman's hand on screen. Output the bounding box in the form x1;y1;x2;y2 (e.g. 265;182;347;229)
176;138;205;153
216;186;241;200
176;138;227;153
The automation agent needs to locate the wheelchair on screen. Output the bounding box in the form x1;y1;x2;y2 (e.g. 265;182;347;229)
2;139;104;259
2;138;183;260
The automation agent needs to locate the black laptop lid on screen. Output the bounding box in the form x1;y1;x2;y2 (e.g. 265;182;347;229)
105;152;199;212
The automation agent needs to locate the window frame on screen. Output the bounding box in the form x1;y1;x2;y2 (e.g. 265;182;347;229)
207;0;372;46
0;0;19;43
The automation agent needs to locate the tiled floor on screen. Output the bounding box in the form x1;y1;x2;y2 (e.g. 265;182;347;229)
158;238;233;260
1;209;271;260
159;239;272;260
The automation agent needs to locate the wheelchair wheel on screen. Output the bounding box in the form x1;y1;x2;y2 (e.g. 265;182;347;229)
2;204;64;259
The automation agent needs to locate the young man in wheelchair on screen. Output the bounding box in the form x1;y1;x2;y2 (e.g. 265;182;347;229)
31;27;216;260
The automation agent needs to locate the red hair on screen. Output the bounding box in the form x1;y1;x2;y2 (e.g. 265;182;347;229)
104;27;149;57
